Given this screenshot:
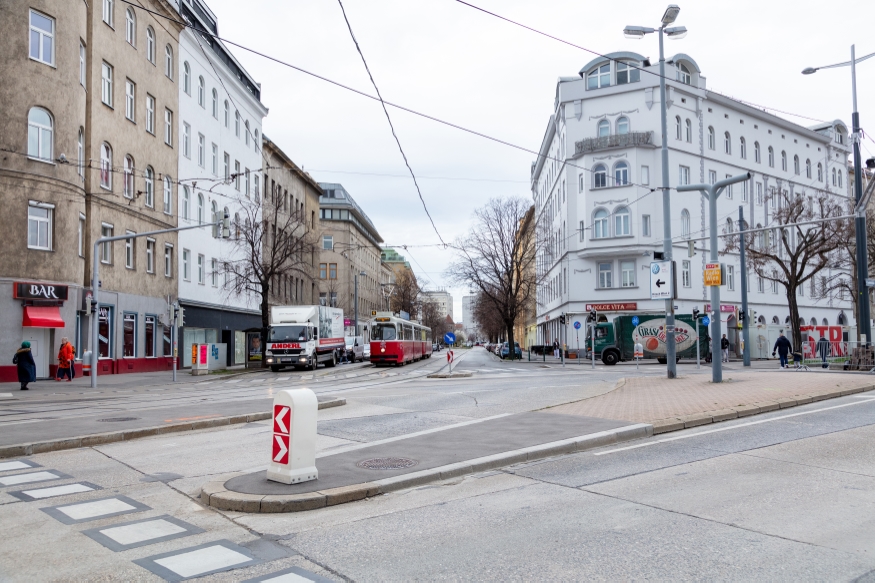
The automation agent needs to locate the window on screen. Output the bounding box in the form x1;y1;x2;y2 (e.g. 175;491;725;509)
682;260;691;287
794;154;800;175
709;170;717;185
319;263;327;279
245;168;251;197
146;94;155;133
145;316;155;357
235;110;240;137
77;128;84;178
234;161;241;190
123;313;136;357
681;209;690;239
742;180;749;202
211;143;218;175
182;249;190;280
197;254;205;284
27;107;53;161
146;27;155;63
79;43;86;86
685;119;692;143
614;161;629;186
329;263;337;279
223;100;229;127
30;10;55;66
100;224;113;263
641;165;649;185
725;174;733;199
78;214;85;257
678;165;690;186
125;231;135;269
805;158;811;179
182;122;190;158
182;187;190;220
676;116;682;140
196;193;204;224
724;131;731;154
707;127;715;150
198;133;205;167
223;152;230;179
676;63;691;84
101;62;113;106
579;220;585;242
183;62;190;95
245;120;250;145
754;141;760;163
254;175;260;202
838;170;843;188
197;76;205;107
146;239;154;273
756;182;763;205
740;137;746;159
164;109;172;145
757;276;764;293
254;129;260;151
211;258;218;287
642;215;651;237
768;146;774;167
587;63;611;89
164;244;173;276
27;204;52;250
832;167;837;186
163;176;172;214
616;61;640;84
100;143;112;189
593;209;609;239
621;261;635;287
781;150;787;171
125;80;135;121
598;262;612;288
817;162;823;182
614;206;631;236
164;45;173;79
123;155;134;198
211;88;218;118
725;217;734;233
772;271;779;294
597;119;610;137
593;164;607;188
323;235;334;250
125;8;135;45
102;0;114;25
211;201;218;237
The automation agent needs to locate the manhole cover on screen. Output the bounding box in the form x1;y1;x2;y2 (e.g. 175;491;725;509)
97;417;140;422
356;457;419;470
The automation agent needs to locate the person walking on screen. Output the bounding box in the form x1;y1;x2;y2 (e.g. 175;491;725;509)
816;334;830;369
553;339;560;359
721;334;730;363
13;341;36;391
772;331;792;369
56;337;73;381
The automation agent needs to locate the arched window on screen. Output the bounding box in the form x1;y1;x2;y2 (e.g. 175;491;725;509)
254;129;260;151
144;166;154;208
587;63;611;90
598;119;610;137
724;131;731;154
27;107;53;160
182;186;190;220
822;318;829;326
245;120;250;145
676;63;691;85
235;110;240;137
614;206;631;236
211;201;218;237
758;316;766;324
754;141;760;163
740;137;746;159
100;142;112;189
234;212;241;239
817;162;823;182
211;88;218;118
197;76;205;107
593;209;609;239
123;155;134;198
756;224;764;249
197;193;204;224
223;100;229;127
223;206;230;238
675;116;682;140
725;217;733;233
768;146;774;167
838;170;843;188
772;316;780;324
183;62;190;95
77;128;84;178
681;209;690;239
781;150;787;171
614;161;629;186
810;317;817;326
593;164;607;188
685;119;692;143
164;45;173;79
805;159;811;179
125;9;136;46
793;154;800;175
707;126;715;150
163;176;172;214
616;117;629;135
832;167;837;185
146;27;155;63
838;313;847;325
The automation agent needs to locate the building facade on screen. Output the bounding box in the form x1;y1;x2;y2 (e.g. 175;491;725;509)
174;0;268;368
532;51;854;353
422;289;454;322
0;0;183;381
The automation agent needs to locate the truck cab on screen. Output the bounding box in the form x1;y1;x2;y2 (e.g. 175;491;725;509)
267;323;319;371
585;323;620;365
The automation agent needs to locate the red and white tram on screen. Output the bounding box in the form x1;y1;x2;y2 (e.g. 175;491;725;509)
369;315;433;366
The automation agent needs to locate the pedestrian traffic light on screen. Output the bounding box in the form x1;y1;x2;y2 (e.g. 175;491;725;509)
692;307;700;320
559;314;566;325
738;309;745;322
589;309;597;322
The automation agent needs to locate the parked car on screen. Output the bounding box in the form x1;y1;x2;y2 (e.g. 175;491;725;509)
363;342;371;361
432;343;442;352
344;336;365;363
500;342;522;360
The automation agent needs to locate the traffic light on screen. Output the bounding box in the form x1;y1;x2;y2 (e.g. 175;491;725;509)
692;307;700;320
559;314;566;325
738;309;745;322
589;309;597;322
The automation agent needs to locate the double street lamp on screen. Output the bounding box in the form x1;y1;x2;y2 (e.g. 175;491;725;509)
624;5;687;379
803;47;875;344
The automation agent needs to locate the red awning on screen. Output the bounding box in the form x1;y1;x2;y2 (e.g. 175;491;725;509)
22;306;65;328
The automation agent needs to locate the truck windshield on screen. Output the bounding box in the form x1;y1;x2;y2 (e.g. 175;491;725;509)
270;326;310;342
372;324;397;340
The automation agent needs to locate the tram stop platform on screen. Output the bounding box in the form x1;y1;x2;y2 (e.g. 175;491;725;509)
201;411;652;513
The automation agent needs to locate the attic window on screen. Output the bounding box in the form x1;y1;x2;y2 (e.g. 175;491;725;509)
616;61;640;85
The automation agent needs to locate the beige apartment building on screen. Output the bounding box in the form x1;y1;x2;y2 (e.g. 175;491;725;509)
0;0;183;381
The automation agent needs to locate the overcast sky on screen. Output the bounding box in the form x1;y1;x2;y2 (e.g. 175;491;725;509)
205;0;874;323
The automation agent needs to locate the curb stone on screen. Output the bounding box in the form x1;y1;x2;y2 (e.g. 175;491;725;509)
0;397;346;459
202;423;653;513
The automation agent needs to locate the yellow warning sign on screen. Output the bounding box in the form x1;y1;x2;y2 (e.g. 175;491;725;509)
704;262;722;286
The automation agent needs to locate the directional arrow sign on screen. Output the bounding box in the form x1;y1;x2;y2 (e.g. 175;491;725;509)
656;279;666;288
272;434;289;464
650;261;673;300
273;405;290;435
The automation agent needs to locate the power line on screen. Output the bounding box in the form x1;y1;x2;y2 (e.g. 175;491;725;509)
335;0;445;246
308;169;528;184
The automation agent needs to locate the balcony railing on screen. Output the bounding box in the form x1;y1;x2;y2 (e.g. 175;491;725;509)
575;131;654;155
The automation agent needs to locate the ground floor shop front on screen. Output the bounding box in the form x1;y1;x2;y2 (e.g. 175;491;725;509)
178;301;261;369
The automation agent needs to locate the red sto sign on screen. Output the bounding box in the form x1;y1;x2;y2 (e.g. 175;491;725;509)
272;404;290;464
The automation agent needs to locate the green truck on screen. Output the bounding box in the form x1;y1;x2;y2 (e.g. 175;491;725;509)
584;314;711;365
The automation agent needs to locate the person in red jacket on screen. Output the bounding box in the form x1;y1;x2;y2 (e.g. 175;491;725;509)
56;337;74;382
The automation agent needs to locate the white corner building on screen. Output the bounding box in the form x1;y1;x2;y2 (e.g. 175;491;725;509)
532;51;854;355
175;0;268;366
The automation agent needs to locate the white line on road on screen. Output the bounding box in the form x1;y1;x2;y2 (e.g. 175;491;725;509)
595;397;875;456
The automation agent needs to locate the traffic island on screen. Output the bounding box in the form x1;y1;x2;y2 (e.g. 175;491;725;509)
201;412;652;513
426;372;473;379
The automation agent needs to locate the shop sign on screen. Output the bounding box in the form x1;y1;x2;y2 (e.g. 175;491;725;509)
705;304;737;313
14;282;68;301
585;303;638;312
704;263;722;287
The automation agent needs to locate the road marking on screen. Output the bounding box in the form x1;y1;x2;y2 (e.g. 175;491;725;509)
276;377;290;381
0;460;38;472
153;544;254;578
595;397;875;456
250;379;264;384
102;519;186;545
225;379;242;384
19;483;95;499
0;393;14;400
0;471;64;486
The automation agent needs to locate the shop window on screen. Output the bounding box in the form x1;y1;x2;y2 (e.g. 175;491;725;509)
123;313;136;357
98;306;112;358
145;316;155;357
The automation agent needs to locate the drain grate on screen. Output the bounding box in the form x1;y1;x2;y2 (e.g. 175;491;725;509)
97;417;140;422
356;457;419;470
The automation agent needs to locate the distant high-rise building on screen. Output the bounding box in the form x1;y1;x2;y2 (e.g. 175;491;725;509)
422;289;453;321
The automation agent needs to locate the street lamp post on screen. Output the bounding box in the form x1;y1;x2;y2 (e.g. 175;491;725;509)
624;5;687;379
354;270;366;336
803;46;875;344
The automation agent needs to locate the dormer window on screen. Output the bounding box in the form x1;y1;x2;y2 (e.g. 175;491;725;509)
676;63;691;85
836;131;844;145
616;61;640;85
587;63;611;90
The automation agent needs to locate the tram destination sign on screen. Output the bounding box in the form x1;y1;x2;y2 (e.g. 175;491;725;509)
13;281;69;301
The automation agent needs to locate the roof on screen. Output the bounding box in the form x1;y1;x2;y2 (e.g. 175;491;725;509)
261;135;322;194
318;183;384;245
579;52;647;77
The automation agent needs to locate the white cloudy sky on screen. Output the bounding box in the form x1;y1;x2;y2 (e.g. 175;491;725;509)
204;0;875;321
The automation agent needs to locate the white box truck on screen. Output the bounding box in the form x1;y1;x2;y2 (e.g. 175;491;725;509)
267;306;345;371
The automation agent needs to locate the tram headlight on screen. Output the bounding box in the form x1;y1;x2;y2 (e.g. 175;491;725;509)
381;348;385;353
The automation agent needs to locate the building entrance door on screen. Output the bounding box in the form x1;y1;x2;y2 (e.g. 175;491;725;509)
22;328;50;379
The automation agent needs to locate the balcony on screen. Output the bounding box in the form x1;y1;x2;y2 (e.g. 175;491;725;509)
575;131;654;156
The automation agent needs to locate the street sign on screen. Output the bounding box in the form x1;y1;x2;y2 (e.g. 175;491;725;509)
273;434;289;464
272;404;290;464
267;389;318;485
704;262;722;286
867;279;875;287
631;316;640;326
702;316;710;326
650;261;672;300
444;332;456;345
573;321;581;330
447;350;454;364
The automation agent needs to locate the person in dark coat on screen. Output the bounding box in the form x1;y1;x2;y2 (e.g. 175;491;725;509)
13;341;36;390
816;335;830;368
772;331;792;369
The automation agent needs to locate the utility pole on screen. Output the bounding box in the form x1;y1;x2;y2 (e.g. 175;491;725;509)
739;206;751;366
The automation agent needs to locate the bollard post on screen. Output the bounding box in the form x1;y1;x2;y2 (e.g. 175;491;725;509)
267;389;318;484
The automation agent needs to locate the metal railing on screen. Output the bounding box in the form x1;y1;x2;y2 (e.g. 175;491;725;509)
574;131;654;155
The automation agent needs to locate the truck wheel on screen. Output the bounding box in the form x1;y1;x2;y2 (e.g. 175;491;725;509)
602;351;619;366
657;357;667;365
311;358;318;371
270;366;280;372
326;352;337;368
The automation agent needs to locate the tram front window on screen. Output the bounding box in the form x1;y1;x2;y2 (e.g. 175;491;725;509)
373;324;397;341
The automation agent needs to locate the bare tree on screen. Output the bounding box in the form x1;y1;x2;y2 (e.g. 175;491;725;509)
725;188;847;349
388;267;422;318
447;198;538;356
220;191;318;366
472;289;505;342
